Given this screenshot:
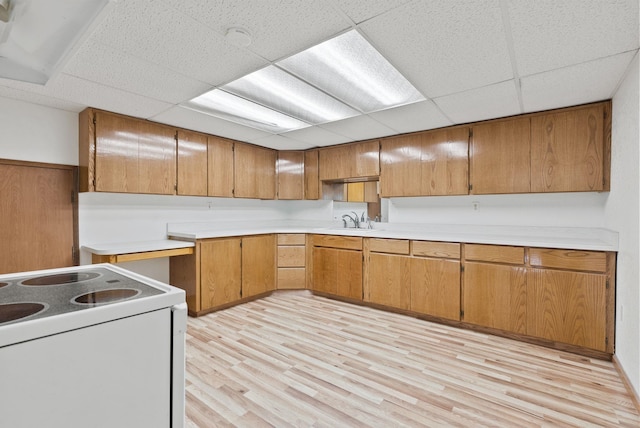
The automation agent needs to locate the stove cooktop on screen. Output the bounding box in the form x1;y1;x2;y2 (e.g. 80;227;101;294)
0;267;164;326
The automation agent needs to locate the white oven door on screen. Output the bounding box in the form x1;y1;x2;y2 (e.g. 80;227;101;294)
0;309;172;428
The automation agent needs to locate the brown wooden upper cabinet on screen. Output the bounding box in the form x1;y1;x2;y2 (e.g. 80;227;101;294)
177;129;208;196
304;149;320;200
380;127;469;197
207;136;235;197
470;117;531;195
80;108;176;194
531;103;608;193
319;140;380;181
277;151;304;200
234;142;276;199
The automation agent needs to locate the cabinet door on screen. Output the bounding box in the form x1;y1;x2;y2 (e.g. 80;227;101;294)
138;121;176;195
95;111;141;193
353;140;380;178
277;151;304;200
367;253;410;310
208;136;234;197
234;143;276;199
319;141;379;181
531;104;604;192
527;268;607;351
410;258;460;320
304;149;319;200
470;117;530;194
463;262;526;333
177;130;208;196
312;247;362;299
380;128;468;197
200;238;241;311
242;235;276;298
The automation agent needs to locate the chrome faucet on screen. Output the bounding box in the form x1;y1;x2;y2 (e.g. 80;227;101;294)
342;213;359;228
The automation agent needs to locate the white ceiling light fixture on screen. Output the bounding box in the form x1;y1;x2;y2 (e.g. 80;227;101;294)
0;0;113;85
185;29;424;133
279;30;425;113
184;89;310;134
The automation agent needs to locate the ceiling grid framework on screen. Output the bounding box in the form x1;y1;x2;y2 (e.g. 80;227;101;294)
0;0;635;150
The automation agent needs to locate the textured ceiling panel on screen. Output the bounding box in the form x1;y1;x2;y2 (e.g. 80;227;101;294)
165;0;352;61
89;0;268;86
279;125;352;146
368;100;452;134
63;40;211;104
247;134;312;151
0;73;173;118
508;0;639;76
332;0;415;24
521;51;636;112
359;0;513;98
434;80;521;124
150;105;270;141
319;114;396;141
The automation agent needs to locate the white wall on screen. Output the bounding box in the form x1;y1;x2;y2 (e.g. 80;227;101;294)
607;52;640;397
0;97;78;165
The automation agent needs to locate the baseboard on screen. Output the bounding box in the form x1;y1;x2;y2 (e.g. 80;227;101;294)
613;355;640;414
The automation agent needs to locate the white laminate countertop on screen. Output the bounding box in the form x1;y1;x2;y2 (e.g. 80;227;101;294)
166;220;619;252
82;239;195;256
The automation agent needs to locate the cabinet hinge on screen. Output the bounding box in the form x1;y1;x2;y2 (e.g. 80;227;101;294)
606;279;610;289
605;337;609;345
468;184;473;191
469;129;473;139
460;310;464;319
71;190;75;203
92;116;96;125
460;265;465;273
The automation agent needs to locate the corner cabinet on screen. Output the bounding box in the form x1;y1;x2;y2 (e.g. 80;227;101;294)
170;234;276;316
80;108;176;194
380;127;469;197
318;140;380;181
277;151;304;200
234;142;276;199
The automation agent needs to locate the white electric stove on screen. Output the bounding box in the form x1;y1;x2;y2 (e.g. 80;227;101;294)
0;263;186;428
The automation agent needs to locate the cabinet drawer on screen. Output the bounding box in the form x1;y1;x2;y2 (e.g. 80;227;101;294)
278;234;306;245
312;234;362;250
278;246;306;267
412;241;460;259
465;244;524;265
277;268;306;289
529;248;607;273
369;238;410;255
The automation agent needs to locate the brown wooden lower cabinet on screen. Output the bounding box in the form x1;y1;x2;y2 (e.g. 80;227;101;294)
312;247;362;300
527;268;608;352
462;262;527;334
367;253;411;310
200;238;242;310
241;235;277;298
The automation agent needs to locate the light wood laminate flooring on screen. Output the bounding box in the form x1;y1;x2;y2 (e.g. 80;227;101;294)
185;291;639;427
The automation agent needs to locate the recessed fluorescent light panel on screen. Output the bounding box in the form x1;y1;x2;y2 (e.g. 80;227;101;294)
185;29;424;133
185;89;310;133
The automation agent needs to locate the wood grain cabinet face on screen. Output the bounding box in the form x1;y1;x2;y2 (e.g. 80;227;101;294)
531;104;605;193
304;150;320;200
277;151;304;200
319;140;380;181
470;117;531;194
463;262;527;334
200;238;242;311
380;127;469;197
367;253;411;310
177;129;208;196
312;246;362;300
93;110;176;194
242;234;276;298
234;142;276;199
527;268;607;351
208;136;234;197
410;257;460;321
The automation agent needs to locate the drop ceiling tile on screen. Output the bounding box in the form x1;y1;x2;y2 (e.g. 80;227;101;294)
63;40;211;104
0;74;173;118
279;125;352;147
150;105;270;141
508;0;639;76
368;100;452;134
521;51;636;113
333;0;415;24
89;0;267;86
319;115;397;141
0;85;84;112
165;0;352;61
247;134;313;151
434;80;521;124
359;0;513;98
